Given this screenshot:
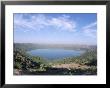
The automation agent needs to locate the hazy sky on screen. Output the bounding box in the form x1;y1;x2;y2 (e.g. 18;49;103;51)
14;13;97;45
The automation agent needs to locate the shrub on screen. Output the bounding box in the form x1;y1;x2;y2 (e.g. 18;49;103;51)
14;62;22;69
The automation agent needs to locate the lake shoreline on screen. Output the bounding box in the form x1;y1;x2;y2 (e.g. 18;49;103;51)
27;48;85;60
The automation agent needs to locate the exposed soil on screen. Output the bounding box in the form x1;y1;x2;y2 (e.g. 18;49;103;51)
14;63;95;75
52;63;90;69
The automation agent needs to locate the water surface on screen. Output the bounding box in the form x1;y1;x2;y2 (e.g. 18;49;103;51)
27;49;85;60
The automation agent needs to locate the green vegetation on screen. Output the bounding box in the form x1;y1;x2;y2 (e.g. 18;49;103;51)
52;49;97;66
14;43;97;75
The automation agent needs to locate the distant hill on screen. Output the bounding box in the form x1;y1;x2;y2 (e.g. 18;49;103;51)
14;43;97;51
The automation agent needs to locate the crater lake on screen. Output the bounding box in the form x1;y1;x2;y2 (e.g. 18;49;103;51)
27;49;85;60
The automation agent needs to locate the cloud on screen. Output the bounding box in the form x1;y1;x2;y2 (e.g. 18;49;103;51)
50;16;76;32
14;14;76;32
82;21;97;38
82;21;97;29
14;14;48;31
84;29;96;38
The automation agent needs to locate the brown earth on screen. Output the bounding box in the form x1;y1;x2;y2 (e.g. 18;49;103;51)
52;63;90;69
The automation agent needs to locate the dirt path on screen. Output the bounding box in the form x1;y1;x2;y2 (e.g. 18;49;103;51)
52;63;90;69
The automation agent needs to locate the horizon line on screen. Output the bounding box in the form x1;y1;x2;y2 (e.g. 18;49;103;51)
14;42;97;46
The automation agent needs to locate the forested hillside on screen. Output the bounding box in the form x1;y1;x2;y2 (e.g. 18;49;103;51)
14;43;97;75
